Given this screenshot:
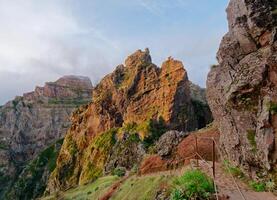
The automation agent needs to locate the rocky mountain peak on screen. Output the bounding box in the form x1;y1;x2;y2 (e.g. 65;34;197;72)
45;49;212;193
23;75;92;101
124;48;152;67
55;75;93;89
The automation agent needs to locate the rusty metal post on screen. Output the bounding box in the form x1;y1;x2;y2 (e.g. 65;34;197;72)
212;139;215;178
195;136;199;167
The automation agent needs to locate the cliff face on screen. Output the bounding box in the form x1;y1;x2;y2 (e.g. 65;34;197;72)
46;49;212;193
0;75;92;198
207;0;277;174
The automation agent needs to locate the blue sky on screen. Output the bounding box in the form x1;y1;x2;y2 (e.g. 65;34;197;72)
0;0;229;104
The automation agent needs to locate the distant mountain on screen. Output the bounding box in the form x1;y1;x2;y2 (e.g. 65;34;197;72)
0;75;93;199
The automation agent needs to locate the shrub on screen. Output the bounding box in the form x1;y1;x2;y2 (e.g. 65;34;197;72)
170;169;215;200
249;181;266;192
112;167;126;177
265;180;276;192
142;117;167;149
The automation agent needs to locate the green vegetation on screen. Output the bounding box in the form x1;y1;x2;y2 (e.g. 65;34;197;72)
65;134;78;156
6;139;63;200
80;128;117;184
141;117;167;149
249;181;266;192
267;102;277;114
48;98;90;106
42;176;119;200
223;160;245;179
112;167;126;177
223;160;276;192
111;174;174;200
170;169;215;200
246;130;257;152
119;118;167;149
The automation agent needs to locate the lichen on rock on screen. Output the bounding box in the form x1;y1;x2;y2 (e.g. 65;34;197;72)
207;0;277;176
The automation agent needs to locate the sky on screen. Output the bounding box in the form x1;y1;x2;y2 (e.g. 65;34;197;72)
0;0;229;105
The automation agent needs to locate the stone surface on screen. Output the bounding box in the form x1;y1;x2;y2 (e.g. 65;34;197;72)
0;75;92;198
155;130;188;158
45;49;212;193
207;0;277;174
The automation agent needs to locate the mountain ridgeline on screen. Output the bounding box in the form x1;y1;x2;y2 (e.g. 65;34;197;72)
44;49;212;194
0;75;93;199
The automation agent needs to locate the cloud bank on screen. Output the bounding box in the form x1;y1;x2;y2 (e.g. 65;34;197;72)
0;0;228;104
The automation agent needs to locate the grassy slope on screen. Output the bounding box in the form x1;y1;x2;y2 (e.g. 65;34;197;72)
41;176;119;200
41;174;175;200
111;174;175;200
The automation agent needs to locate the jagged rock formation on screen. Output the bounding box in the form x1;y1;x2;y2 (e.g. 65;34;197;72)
45;49;212;194
189;81;207;104
0;75;92;198
207;0;277;176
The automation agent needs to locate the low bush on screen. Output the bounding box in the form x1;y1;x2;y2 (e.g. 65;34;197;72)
170;169;215;200
112;167;126;177
249;181;266;192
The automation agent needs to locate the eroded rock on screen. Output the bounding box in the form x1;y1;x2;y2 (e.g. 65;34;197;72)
207;0;277;174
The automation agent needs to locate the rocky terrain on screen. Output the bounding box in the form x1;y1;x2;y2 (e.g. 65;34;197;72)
207;0;277;180
0;75;93;199
44;49;212;194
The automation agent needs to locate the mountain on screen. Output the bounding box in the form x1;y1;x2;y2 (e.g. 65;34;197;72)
44;49;213;194
207;0;277;178
0;75;93;199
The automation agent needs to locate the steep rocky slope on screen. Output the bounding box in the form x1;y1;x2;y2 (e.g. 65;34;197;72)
207;0;277;178
0;75;92;198
45;49;212;194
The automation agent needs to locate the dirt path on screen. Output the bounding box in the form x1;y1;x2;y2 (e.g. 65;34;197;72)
98;176;129;200
194;160;276;200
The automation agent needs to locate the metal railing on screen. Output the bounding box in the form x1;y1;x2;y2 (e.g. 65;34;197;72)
140;135;246;200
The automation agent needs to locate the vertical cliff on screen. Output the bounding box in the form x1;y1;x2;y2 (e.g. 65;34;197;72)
0;75;92;198
207;0;277;176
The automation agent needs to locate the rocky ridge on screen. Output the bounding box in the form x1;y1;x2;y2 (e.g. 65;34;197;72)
45;49;213;194
207;0;277;179
0;75;93;199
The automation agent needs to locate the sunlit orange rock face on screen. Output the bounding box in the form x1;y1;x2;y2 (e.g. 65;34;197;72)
207;0;277;173
46;49;212;193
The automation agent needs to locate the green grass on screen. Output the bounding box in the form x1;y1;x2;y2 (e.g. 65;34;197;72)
171;169;215;200
111;175;174;200
223;160;245;179
249;181;266;192
42;176;119;200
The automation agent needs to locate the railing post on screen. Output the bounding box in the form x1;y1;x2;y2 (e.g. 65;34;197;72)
195;136;199;167
212;138;215;178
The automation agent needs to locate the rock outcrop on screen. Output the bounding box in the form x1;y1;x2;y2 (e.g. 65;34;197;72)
45;49;212;193
0;75;92;198
207;0;277;176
